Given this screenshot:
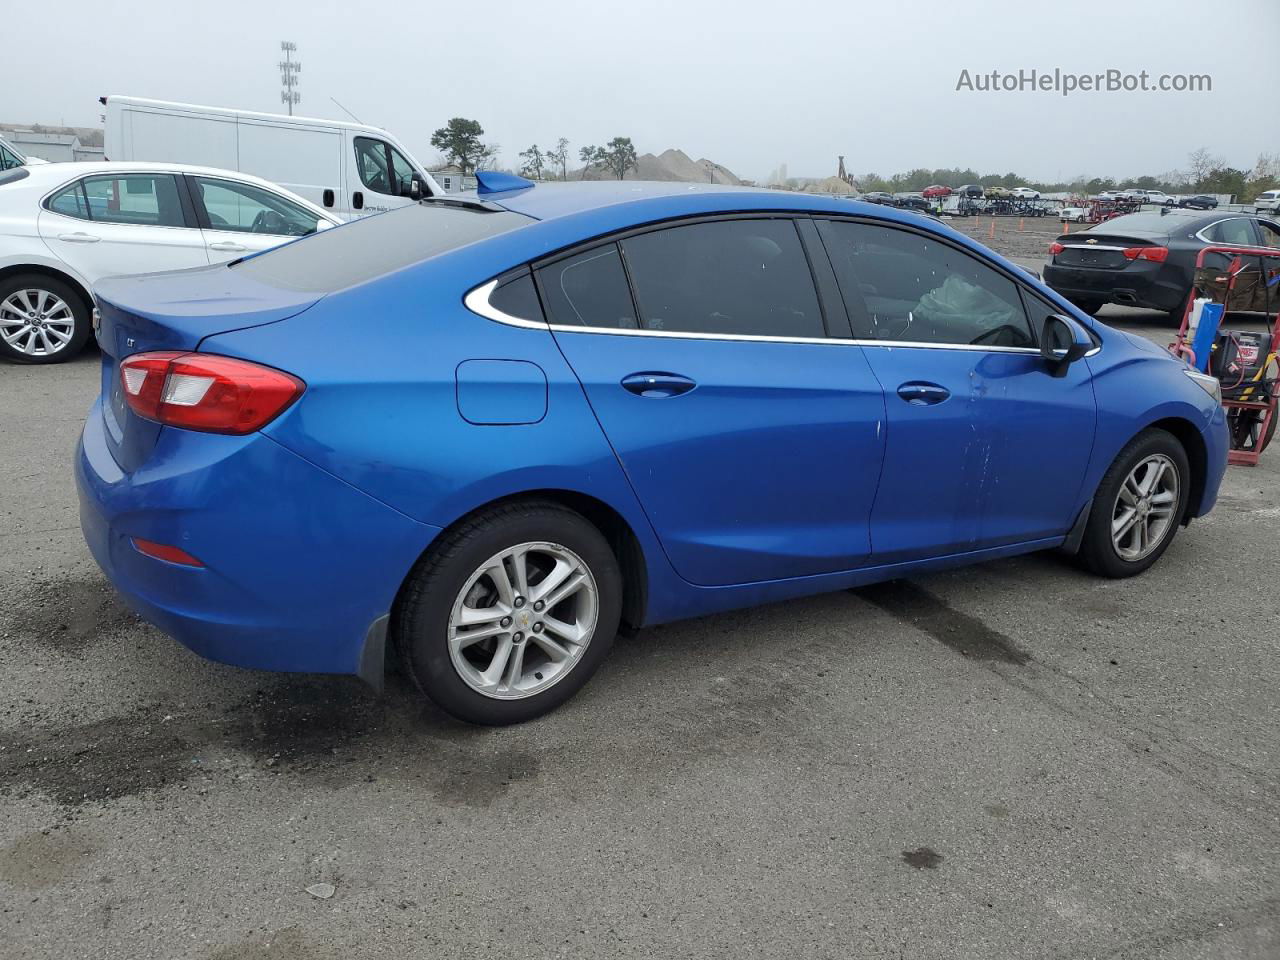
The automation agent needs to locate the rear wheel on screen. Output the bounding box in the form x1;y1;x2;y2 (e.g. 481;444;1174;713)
1077;429;1190;578
0;274;91;364
395;501;622;725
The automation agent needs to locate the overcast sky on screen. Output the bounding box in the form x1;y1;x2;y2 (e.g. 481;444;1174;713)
4;0;1276;183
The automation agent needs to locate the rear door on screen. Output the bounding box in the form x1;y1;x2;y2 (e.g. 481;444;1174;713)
37;172;208;282
817;218;1096;561
184;174;325;263
539;216;887;587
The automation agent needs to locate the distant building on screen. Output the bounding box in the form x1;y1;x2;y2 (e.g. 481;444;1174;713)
429;166;477;194
0;128;104;163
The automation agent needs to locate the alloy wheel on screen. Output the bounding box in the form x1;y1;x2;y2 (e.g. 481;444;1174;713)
0;289;76;358
447;541;599;700
1111;454;1179;561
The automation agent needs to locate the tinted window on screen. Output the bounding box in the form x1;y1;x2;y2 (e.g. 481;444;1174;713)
354;136;411;196
0;145;21;170
1257;221;1280;249
234;201;530;293
489;272;544;324
536;245;637;330
1203;218;1256;246
48;181;89;218
193;177;318;236
80;175;185;227
819;219;1033;347
621;219;823;338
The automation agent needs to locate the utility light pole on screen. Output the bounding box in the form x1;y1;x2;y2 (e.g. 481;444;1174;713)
279;41;301;115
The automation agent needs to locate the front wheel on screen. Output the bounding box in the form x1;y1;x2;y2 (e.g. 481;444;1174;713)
395;501;622;725
0;274;92;364
1077;429;1190;578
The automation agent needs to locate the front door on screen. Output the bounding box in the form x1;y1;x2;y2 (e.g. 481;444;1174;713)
185;175;326;264
817;218;1096;562
38;172;209;281
538;217;887;587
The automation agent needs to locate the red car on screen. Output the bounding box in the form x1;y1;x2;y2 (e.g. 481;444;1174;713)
922;184;952;198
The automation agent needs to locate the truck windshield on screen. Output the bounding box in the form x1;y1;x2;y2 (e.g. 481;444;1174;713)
232;202;532;292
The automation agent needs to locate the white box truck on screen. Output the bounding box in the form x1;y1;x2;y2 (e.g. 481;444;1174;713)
103;96;443;221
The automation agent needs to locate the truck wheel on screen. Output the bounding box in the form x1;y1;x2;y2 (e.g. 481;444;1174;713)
395;500;622;725
0;274;91;364
1077;429;1189;578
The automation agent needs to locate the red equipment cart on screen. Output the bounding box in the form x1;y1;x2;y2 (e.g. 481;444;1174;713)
1169;244;1280;466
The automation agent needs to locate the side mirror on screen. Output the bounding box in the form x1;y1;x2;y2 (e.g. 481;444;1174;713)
1040;313;1092;375
403;174;425;199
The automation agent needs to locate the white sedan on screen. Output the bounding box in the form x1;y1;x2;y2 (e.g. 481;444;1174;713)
1010;187;1041;199
0;161;338;363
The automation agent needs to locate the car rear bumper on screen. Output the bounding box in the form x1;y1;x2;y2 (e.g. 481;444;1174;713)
1043;261;1187;312
76;400;440;677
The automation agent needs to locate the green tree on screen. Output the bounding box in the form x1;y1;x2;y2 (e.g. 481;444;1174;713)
599;137;638;180
518;144;545;179
545;138;570;180
578;145;605;178
430;118;496;175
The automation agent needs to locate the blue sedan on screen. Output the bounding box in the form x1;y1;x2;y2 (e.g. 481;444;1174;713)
77;175;1228;724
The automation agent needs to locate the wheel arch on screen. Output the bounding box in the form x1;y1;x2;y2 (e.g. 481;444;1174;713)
1146;416;1208;520
392;488;649;635
0;262;93;315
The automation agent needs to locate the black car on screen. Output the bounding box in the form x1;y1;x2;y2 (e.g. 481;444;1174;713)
894;195;931;211
955;184;984;198
1177;195;1219;210
1043;209;1280;319
858;192;896;206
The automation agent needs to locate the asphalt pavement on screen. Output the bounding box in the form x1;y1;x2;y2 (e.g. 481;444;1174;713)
1;302;1278;959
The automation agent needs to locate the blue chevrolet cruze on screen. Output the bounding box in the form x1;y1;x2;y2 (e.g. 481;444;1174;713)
77;176;1228;724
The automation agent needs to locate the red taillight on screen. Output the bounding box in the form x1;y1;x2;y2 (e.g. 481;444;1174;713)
1121;246;1169;263
119;352;304;434
131;537;204;567
1049;241;1065;255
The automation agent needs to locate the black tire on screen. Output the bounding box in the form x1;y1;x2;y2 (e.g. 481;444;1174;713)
394;500;622;725
1077;429;1190;578
0;273;92;364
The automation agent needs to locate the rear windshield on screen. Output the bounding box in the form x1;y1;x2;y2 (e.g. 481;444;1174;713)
1091;211;1197;236
233;201;532;292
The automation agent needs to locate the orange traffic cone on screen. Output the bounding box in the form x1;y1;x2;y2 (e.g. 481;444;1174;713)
1018;217;1025;231
1064;221;1070;234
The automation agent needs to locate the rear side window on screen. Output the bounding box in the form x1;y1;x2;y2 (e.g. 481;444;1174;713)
1203;218;1256;246
48;181;90;219
620;219;824;338
80;175;186;227
489;272;545;324
233;201;531;292
536;245;638;330
818;219;1034;347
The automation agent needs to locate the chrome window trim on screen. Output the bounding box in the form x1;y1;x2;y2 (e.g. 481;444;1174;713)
1194;218;1259;246
464;279;1043;354
1061;243;1127;251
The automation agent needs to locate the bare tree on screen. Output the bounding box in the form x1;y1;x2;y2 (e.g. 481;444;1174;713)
1186;147;1224;190
518;145;545;179
545;138;570;180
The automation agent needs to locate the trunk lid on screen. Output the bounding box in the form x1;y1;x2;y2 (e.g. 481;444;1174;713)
93;263;322;472
1054;228;1171;270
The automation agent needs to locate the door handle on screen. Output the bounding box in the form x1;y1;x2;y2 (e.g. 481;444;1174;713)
58;232;100;243
896;381;951;405
621;372;696;398
353;191;364;210
209;241;248;252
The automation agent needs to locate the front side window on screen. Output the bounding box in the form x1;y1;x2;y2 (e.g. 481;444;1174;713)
354;136;414;196
818;219;1034;347
620;219;824;338
0;145;21;170
80;175;185;227
536;245;637;330
192;177;318;237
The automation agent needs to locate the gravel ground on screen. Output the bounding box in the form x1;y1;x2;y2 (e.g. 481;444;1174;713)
1;244;1278;958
